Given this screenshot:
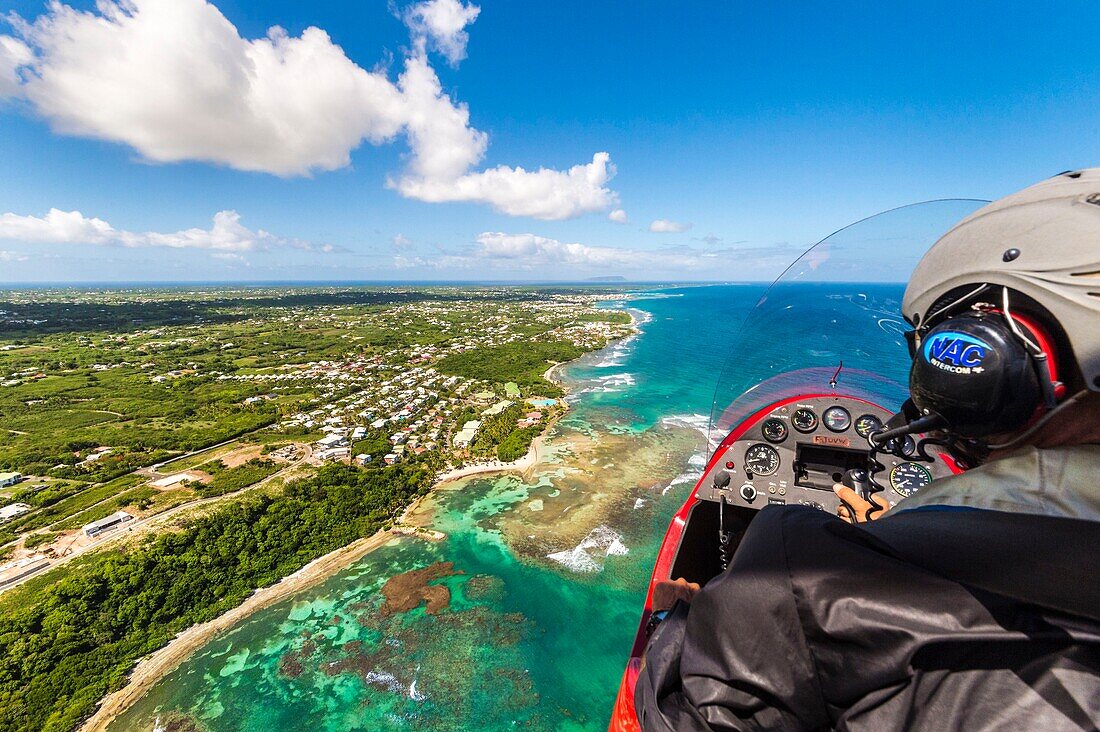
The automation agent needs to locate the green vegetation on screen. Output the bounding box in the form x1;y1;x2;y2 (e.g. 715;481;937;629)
0;475;145;545
577;310;632;324
21;531;57;549
0;284;636;730
196;458;279;497
436;341;584;397
0;463;432;732
496;422;544;462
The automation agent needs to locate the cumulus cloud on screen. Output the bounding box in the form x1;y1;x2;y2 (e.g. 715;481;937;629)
0;209;320;252
3;0;616;219
393;152;617;220
649;219;692;233
608;209;628;224
0;250;29;262
392;233;413;248
0;36;32;99
404;0;480;66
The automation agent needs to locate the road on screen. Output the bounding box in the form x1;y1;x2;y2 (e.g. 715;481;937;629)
0;443;313;594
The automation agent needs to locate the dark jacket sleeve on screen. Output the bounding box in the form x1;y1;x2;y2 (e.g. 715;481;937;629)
636;507;831;731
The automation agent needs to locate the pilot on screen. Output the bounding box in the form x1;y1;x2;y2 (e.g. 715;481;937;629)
635;170;1100;731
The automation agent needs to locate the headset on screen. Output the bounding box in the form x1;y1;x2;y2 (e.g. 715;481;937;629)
904;285;1066;443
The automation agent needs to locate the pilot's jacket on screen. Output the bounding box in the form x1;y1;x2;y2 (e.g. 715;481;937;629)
635;445;1100;731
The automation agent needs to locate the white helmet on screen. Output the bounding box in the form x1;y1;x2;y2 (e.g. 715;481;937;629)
904;168;1100;392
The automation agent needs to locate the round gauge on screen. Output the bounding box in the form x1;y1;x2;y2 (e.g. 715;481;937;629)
823;406;852;433
901;435;917;457
744;444;780;477
889;462;933;497
761;418;788;443
792;408;818;433
854;414;883;439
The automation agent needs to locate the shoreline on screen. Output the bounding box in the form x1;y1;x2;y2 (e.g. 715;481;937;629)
82;307;641;731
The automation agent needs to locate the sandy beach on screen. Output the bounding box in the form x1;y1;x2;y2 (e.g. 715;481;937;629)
81;312;636;730
79;527;400;732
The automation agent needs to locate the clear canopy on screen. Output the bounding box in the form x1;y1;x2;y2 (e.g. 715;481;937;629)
707;199;987;451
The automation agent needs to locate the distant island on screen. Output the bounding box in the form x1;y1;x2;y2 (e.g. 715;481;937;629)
586;276;628;282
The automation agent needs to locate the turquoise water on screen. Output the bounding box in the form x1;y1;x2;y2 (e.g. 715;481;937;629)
110;284;908;732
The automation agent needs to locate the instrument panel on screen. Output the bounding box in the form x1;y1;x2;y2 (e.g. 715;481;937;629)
696;395;958;515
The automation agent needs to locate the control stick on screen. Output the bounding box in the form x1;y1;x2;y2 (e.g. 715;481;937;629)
840;468;887;521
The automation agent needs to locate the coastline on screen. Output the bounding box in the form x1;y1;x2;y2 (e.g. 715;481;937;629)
82;309;641;731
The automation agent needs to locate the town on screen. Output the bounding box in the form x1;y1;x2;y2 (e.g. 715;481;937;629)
0;286;635;592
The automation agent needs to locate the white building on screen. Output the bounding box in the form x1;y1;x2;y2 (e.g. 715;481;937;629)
83;510;135;538
316;433;348;449
0;472;23;488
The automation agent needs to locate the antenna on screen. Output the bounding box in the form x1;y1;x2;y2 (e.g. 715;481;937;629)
829;361;844;389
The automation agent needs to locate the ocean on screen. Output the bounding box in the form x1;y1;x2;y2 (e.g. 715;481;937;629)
109;283;909;732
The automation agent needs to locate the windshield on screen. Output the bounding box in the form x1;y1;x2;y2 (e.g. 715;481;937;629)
707;199;987;451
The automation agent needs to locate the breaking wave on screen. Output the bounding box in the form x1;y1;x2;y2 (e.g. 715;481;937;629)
546;525;630;573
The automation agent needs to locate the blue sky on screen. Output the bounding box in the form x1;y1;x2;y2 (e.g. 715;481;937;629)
0;0;1096;283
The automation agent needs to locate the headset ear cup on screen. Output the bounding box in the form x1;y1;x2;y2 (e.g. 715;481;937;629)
909;314;1041;437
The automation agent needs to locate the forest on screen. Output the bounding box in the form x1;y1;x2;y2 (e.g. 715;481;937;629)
0;463;432;732
436;341;584;397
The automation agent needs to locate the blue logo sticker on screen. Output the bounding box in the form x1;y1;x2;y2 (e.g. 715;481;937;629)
923;331;990;374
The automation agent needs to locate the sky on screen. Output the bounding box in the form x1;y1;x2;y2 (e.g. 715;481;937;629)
0;0;1096;283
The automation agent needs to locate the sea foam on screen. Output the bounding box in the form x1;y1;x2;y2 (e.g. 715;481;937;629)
546;525;630;573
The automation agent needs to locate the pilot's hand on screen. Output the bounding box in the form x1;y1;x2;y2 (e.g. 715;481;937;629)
833;483;891;524
652;577;700;611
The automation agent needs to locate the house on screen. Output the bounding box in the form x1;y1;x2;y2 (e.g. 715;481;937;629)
0;472;23;488
383;453;398;465
83;510;135;538
316;433;348;449
0;503;31;522
316;447;350;462
351;427;367;441
504;382;521;398
452;420;482;448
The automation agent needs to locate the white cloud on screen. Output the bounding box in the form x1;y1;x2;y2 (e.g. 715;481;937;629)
5;0;616;220
0;209;318;252
210;251;249;265
394;152;617;220
392;233;413;248
11;0;406;176
0;36;32;99
404;0;480;66
649;219;692;233
473;232;698;270
608;209;628;224
393;234;804;279
0;250;29;262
